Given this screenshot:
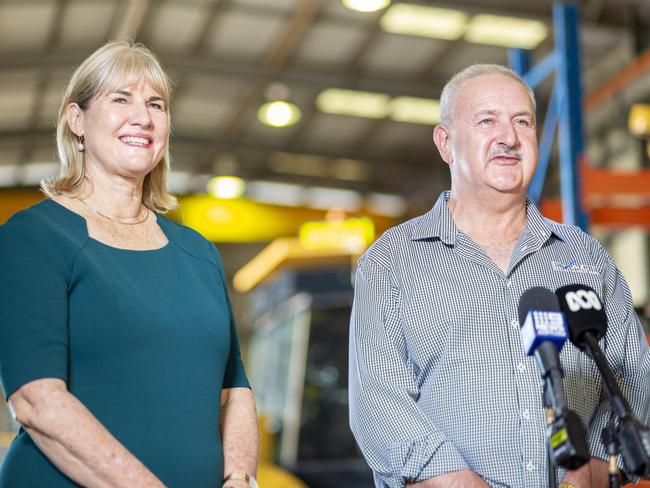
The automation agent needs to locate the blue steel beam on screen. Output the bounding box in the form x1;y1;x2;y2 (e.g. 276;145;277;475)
523;52;557;90
508;48;531;75
530;85;558;205
554;1;589;230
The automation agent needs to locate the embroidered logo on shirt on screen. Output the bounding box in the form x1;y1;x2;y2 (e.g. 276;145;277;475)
552;259;599;275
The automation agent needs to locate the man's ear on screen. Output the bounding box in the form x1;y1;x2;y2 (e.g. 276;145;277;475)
433;124;453;167
65;103;84;137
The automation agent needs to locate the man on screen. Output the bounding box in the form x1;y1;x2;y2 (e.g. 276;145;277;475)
348;64;650;488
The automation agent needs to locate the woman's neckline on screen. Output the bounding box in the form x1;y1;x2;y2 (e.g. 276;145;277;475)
45;198;172;253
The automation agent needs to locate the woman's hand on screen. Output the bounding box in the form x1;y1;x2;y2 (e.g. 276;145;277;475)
10;378;165;488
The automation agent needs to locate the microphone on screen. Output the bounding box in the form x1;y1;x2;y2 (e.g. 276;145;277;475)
556;284;650;477
518;287;569;411
518;287;589;470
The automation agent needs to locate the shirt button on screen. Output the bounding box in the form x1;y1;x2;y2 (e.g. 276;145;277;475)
517;362;526;372
522;409;530;420
526;462;536;472
521;245;527;251
510;318;519;329
506;279;512;287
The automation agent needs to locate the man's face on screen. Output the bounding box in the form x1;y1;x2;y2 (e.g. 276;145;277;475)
434;73;538;198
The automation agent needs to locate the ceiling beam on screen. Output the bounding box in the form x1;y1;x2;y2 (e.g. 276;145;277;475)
190;0;230;54
110;0;151;41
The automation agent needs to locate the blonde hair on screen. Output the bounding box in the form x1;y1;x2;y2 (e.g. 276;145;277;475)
439;64;536;126
42;40;177;213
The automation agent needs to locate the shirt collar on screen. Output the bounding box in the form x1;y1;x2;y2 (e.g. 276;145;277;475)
411;190;562;246
411;191;456;245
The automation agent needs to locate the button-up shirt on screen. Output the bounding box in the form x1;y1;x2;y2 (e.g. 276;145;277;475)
349;191;650;488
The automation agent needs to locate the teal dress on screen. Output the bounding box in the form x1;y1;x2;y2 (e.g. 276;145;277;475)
0;200;250;488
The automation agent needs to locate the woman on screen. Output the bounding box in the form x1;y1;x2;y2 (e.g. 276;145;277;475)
0;41;258;488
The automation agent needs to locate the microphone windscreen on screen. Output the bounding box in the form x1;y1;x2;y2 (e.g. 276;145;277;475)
518;287;567;355
518;286;561;326
555;284;607;348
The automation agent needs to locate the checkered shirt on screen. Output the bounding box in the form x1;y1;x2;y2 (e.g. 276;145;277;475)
349;191;650;488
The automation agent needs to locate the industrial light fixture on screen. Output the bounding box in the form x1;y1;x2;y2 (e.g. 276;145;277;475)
389;96;440;125
628;104;650;138
342;0;391;13
246;180;305;207
367;193;407;217
464;14;548;49
207;176;246;199
316;88;441;126
168;170;194;195
305;186;363;212
380;4;468;40
258;100;301;128
316;88;390;119
0;165;17;187
22;162;59;186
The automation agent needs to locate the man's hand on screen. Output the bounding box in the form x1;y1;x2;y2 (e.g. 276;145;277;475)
406;469;490;488
562;458;609;488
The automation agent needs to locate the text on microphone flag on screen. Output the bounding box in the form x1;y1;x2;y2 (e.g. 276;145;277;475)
521;310;568;356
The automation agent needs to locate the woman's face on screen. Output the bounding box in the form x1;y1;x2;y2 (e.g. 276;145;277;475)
69;77;169;182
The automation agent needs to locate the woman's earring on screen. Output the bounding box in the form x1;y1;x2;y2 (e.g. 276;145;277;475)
78;135;85;152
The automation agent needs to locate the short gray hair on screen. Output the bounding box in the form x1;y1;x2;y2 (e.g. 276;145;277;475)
439;64;536;125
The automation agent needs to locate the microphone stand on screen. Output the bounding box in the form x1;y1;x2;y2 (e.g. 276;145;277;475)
540;366;590;485
582;333;650;478
543;382;558;488
602;417;621;488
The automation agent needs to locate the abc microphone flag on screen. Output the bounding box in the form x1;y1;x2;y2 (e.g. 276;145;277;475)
556;284;650;478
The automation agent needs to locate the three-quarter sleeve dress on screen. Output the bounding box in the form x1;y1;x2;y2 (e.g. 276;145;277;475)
0;199;250;488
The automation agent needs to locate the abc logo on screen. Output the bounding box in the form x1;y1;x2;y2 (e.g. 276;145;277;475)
564;289;602;312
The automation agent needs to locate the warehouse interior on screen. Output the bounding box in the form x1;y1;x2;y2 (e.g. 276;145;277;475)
0;0;649;486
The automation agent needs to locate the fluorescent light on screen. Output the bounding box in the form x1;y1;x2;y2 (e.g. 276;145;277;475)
0;165;18;187
207;176;245;199
246;180;305;207
21;162;59;186
316;89;441;126
342;0;391;13
380;4;468;40
367;193;407;217
305;186;363;211
168;170;194;194
390;96;440;125
465;14;548;49
258;101;301;128
316;88;390;119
